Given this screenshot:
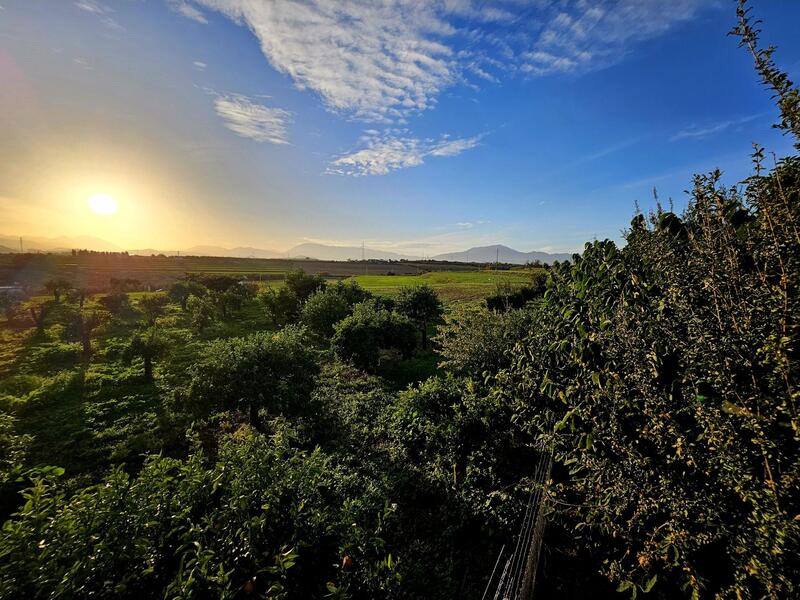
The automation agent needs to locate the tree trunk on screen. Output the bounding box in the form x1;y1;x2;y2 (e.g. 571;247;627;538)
82;331;91;356
249;403;262;431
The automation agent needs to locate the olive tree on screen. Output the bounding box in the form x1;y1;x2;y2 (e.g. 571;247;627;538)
123;328;167;382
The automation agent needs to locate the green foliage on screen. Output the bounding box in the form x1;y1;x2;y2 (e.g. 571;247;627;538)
285;269;327;303
435;304;534;377
301;281;374;339
0;292;19;322
301;287;351;339
123;328;168;382
187;293;216;331
331;301;416;371
0;429;400;599
500;159;800;597
168;280;206;311
187;326;319;428
137;293;170;325
395;285;443;348
259;285;301;327
98;292;130;316
43;278;71;303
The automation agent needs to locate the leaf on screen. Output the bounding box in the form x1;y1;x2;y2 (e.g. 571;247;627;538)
642;575;657;593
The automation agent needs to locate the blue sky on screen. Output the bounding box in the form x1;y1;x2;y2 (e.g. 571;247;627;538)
1;1;799;254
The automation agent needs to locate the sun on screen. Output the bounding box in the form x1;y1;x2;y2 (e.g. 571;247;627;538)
88;193;118;215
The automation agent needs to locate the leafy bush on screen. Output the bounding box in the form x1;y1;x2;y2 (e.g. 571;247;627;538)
496;31;800;595
187;326;319;428
331;302;416;371
259;286;301;327
301;281;374;339
395;285;443;349
435;304;534;377
0;428;400;599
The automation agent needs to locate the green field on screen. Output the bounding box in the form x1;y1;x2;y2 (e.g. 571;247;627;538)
351;269;536;302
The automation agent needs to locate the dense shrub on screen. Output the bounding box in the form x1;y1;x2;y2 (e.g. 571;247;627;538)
498;75;800;600
187;326;319;428
260;286;301;327
435;304;534;377
395;285;443;349
331;302;416;371
301;281;374;339
0;428;400;599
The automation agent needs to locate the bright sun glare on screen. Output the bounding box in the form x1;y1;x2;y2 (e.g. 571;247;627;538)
88;193;119;215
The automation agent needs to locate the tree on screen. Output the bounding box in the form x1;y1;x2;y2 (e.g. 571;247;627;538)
259;286;301;327
331;301;416;371
98;292;130;316
285;269;327;303
67;311;104;356
66;288;89;308
395;285;443;349
187;294;216;332
168;280;205;311
301;289;350;339
29;303;49;330
299;280;373;340
188;326;318;429
0;292;18;323
43;278;71;303
137;293;170;325
435;304;534;377
123;328;167;382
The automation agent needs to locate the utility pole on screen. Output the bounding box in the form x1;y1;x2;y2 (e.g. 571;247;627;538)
496;246;499;267
362;241;367;275
19;237;23;253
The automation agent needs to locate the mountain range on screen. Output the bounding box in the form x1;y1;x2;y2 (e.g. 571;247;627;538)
1;234;572;264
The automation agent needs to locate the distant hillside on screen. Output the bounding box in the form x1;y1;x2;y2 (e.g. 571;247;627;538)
0;244;16;254
0;234;121;253
286;243;420;261
181;245;282;259
432;244;572;265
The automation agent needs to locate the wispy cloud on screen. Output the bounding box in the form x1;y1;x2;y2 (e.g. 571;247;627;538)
193;61;207;70
74;0;122;30
167;0;208;24
213;94;292;144
670;114;763;141
521;1;706;76
327;130;482;176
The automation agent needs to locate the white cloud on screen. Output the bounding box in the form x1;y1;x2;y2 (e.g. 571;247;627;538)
521;1;705;76
327;130;482;176
74;0;122;30
168;0;208;24
174;1;710;122
213;94;292;144
188;0;460;122
193;60;207;70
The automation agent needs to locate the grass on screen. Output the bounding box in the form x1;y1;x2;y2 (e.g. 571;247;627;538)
351;269;538;302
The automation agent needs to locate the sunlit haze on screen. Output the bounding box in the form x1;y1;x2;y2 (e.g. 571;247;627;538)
1;1;799;255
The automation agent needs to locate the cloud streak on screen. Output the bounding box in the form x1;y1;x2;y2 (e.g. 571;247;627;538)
167;0;208;24
74;0;122;30
327;131;482;176
670;114;763;141
213;94;292;144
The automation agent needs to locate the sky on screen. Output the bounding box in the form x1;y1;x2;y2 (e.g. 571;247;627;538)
1;0;799;255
